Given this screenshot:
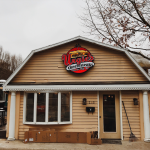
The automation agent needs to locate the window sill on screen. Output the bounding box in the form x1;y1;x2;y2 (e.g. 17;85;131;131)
23;122;72;125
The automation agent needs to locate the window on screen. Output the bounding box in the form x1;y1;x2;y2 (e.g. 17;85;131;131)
49;93;58;122
26;93;34;122
23;92;72;124
61;93;70;122
37;93;46;122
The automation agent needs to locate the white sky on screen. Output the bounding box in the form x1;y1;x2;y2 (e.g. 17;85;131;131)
0;0;86;59
0;0;149;63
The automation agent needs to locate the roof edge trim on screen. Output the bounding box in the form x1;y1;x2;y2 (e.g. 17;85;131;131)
3;84;150;91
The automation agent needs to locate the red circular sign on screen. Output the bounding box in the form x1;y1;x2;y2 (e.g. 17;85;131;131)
62;45;94;73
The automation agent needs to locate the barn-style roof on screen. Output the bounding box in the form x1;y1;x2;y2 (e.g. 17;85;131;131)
3;36;150;91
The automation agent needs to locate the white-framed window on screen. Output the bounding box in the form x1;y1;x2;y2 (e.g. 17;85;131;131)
23;92;72;125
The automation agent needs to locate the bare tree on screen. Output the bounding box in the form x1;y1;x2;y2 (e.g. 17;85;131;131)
0;47;23;80
81;0;150;59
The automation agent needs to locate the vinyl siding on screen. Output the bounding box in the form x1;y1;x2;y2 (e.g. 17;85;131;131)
122;91;141;140
10;40;148;83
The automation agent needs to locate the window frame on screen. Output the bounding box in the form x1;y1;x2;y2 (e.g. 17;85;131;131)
23;91;72;125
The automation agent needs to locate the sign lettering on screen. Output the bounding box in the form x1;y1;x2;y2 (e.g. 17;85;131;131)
62;45;95;73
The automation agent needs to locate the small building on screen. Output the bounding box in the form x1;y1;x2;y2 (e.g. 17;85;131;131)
3;36;150;142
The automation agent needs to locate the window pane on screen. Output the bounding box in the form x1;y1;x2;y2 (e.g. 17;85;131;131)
103;94;116;132
37;93;46;122
26;93;34;122
49;93;58;122
61;93;70;122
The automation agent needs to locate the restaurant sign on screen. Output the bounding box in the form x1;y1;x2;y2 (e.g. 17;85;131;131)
62;44;94;73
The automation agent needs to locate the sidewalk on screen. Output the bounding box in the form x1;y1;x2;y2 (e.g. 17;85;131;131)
0;139;150;150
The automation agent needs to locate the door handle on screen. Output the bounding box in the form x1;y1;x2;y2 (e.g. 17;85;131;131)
99;116;101;118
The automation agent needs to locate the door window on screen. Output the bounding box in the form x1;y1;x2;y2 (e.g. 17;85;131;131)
103;95;116;132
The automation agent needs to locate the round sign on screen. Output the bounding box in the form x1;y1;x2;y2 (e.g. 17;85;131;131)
62;45;94;73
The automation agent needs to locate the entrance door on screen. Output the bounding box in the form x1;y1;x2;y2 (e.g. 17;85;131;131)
99;91;121;139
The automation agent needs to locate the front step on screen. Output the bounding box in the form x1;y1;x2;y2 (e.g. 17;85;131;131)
102;139;122;144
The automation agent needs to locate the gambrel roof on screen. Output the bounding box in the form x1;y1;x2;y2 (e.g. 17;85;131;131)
3;36;150;91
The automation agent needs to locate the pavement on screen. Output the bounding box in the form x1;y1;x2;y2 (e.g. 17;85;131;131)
0;139;150;150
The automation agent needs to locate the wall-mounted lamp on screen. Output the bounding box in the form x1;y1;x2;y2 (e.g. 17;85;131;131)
83;98;87;105
82;98;95;105
133;98;138;105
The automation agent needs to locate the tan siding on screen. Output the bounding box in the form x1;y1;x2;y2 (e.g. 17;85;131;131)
15;92;21;139
139;91;144;141
11;40;148;83
18;91;98;140
122;91;141;140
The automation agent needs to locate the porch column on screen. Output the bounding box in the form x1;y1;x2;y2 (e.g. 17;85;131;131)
7;92;16;140
143;91;150;142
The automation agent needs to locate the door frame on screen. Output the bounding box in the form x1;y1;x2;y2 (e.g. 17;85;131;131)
97;91;123;140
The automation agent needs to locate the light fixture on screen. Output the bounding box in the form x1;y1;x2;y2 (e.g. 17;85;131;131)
83;98;87;105
133;98;138;105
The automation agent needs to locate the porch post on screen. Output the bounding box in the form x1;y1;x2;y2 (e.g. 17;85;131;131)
7;92;16;140
143;91;150;142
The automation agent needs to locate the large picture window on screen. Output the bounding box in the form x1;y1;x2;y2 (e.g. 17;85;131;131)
23;92;72;125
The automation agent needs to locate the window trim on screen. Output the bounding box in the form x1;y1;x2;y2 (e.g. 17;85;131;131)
23;91;72;125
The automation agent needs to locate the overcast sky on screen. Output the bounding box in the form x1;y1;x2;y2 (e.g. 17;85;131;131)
0;0;87;59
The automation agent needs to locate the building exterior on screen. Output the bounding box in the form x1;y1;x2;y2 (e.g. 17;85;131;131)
3;36;150;142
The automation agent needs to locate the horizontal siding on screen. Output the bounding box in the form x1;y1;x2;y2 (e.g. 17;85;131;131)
11;40;147;83
122;91;141;141
18;91;98;140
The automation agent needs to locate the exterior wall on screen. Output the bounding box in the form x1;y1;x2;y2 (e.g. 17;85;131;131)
139;91;145;141
15;91;21;139
10;40;148;83
18;91;98;140
6;90;145;141
121;91;141;140
6;40;149;140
